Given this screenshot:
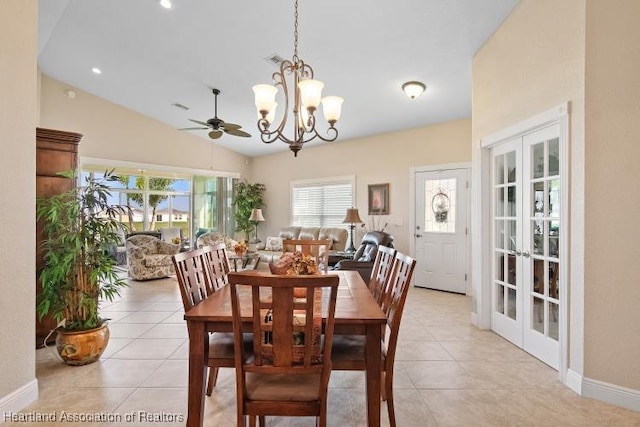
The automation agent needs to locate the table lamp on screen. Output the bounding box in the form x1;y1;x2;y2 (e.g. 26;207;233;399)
342;208;363;253
249;208;265;243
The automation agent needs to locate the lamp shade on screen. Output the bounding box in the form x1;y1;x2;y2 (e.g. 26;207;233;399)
253;84;278;114
321;96;344;124
298;79;324;109
342;208;363;224
249;208;266;222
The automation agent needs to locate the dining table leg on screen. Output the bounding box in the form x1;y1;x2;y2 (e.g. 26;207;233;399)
186;320;208;427
365;323;382;427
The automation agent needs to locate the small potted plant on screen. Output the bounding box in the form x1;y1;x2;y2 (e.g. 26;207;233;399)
37;169;130;365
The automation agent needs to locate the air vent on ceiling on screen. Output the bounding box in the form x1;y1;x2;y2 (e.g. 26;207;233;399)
171;102;190;111
264;54;285;66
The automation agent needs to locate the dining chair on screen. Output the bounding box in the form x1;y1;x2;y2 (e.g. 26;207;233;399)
331;252;417;427
281;239;332;272
228;272;340;427
200;243;230;293
172;248;249;397
368;245;396;305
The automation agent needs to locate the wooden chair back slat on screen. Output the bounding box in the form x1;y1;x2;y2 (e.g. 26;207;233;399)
368;245;396;305
200;243;230;293
172;248;209;310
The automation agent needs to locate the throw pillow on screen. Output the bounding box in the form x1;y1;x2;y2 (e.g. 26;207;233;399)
265;236;283;251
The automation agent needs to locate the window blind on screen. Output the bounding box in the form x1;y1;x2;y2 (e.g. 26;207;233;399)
291;180;353;227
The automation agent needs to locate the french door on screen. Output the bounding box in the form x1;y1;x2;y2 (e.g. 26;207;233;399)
491;124;561;369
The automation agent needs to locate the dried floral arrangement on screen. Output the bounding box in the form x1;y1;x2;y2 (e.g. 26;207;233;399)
269;251;318;276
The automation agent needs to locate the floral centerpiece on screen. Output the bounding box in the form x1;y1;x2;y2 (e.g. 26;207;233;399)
171;236;181;245
233;240;249;257
268;251;318;276
287;252;319;276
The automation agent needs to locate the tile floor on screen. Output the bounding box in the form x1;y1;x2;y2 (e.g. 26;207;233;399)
12;274;640;427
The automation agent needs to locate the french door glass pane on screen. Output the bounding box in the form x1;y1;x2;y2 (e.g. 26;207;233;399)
496;155;505;184
495;220;504;249
507;287;517;320
549;303;559;340
496;284;505;314
532;143;545;179
496;188;505;216
532;297;544;333
548;138;560;177
506;152;516;183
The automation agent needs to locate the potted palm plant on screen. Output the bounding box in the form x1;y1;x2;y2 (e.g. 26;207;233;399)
36;169;129;365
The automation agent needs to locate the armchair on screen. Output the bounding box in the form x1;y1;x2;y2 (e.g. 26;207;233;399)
333;231;394;281
126;235;180;280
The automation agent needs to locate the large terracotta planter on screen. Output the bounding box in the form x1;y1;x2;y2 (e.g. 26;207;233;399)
55;323;110;366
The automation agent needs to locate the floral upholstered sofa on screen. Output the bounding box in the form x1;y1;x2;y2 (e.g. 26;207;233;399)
126;235;180;280
195;232;238;251
255;226;348;264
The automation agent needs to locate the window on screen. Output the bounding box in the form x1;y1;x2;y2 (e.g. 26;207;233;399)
291;177;354;227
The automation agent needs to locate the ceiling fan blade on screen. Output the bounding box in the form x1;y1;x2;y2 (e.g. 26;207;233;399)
208;130;223;139
222;122;241;130
225;128;251;138
179;127;209;131
189;119;210;127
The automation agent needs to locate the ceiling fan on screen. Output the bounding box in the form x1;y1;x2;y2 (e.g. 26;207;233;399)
180;88;251;139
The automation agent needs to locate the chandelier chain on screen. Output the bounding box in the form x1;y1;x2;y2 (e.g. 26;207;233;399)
293;0;299;61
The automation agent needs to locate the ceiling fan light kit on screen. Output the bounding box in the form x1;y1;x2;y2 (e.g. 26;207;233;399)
253;0;343;157
180;88;251;140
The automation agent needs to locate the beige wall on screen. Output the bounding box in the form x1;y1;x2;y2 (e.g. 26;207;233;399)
39;76;251;176
583;0;640;390
250;119;471;257
474;0;640;392
0;0;37;401
472;0;587;375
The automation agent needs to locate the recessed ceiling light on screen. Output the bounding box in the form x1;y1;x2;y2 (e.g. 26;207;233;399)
159;0;172;9
91;67;102;75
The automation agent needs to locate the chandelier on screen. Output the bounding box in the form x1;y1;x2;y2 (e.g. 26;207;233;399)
252;0;343;157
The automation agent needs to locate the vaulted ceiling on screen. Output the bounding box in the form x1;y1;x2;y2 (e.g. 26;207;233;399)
38;0;519;157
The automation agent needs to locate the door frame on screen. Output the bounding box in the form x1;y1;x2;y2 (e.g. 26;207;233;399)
410;162;471;293
472;103;570;379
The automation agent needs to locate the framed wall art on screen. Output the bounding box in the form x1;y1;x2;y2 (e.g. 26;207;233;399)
368;183;389;215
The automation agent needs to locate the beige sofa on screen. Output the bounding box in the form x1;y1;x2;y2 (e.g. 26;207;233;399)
255;226;348;264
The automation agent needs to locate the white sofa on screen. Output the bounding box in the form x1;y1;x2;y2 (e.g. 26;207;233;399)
255;226;348;264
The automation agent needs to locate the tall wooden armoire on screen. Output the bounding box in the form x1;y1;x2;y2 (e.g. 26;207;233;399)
36;127;82;346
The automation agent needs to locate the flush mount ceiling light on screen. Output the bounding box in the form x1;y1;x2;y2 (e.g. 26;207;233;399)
91;67;102;75
252;0;344;157
159;0;172;9
402;81;426;99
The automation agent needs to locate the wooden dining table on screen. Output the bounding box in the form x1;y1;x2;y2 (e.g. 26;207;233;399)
183;270;386;427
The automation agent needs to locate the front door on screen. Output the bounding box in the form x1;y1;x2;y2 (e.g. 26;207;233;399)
414;168;469;293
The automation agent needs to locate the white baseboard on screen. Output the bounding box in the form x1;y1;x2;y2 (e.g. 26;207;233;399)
582;376;640;412
565;369;582;394
0;380;38;423
470;312;478;327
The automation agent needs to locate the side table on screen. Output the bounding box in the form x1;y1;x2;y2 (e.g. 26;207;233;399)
228;252;260;271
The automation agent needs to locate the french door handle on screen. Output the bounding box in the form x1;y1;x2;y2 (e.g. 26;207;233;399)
415;234;423;238
508;249;522;256
522;250;530;258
